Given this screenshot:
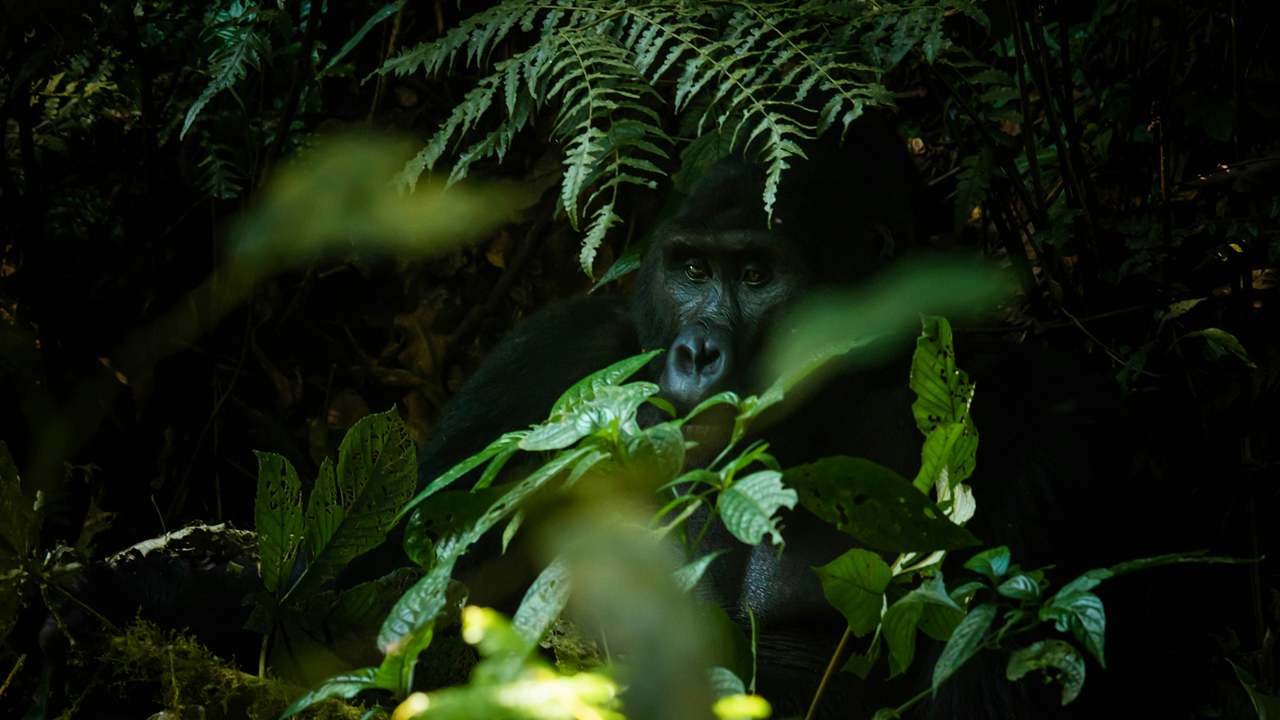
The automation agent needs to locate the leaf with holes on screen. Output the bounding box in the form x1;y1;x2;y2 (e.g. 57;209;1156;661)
1040;592;1107;668
718;471;797;546
253;451;304;594
1006;639;1087;705
294;409;416;597
788;456;978;553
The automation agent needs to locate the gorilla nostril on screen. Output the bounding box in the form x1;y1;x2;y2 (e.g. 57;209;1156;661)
698;344;723;374
672;342;697;373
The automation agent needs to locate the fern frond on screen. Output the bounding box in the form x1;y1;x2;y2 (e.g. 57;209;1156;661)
390;0;974;274
181;5;271;140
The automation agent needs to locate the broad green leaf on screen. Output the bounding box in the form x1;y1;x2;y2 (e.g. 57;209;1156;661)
1040;592;1106;668
625;422;686;485
1006;639;1087;705
913;421;977;494
279;667;385;719
550;350;661;416
963;546;1011;581
909;315;977;436
996;573;1041;601
296;409;416;597
883;600;923;677
717;470;797;546
814;548;891;636
788;456;979;553
675;551;726;593
521;383;658;451
253;451;303;594
512;558;571;651
932;603;997;693
884;573;962;674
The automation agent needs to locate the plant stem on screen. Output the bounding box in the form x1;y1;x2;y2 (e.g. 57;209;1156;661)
804;627;851;720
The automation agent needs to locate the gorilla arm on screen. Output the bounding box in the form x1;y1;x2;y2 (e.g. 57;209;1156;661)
418;294;641;485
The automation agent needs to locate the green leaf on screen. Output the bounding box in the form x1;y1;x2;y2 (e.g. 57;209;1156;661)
884;573;963;675
1229;659;1280;720
996;573;1041;601
883;600;923;678
1181;328;1255;367
913;421;977;495
402;508;434;569
1039;592;1106;668
550;350;661;416
625;422;686;485
814;548;891;636
708;666;747;698
1006;639;1087;705
522;383;658;451
674;551;726;593
512;558;571;652
717;470;797;546
909;315;971;430
279;667;385;719
963;546;1011;582
253;451;304;594
932;603;997;693
181;20;269;139
401;430;525;521
378;446;593;653
788;456;979;553
295;409;417;597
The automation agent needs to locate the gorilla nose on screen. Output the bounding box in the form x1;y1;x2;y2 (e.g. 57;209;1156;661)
663;327;732;411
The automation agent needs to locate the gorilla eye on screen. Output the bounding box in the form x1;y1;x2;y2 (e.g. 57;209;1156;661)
684;260;710;282
742;267;770;286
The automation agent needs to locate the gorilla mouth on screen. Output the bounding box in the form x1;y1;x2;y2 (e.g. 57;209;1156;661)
680;403;736;468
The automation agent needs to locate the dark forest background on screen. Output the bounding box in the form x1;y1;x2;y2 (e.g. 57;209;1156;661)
1;1;1278;718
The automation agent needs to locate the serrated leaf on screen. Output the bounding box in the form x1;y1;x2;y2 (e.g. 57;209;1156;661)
253;451;304;594
788;456;979;553
932;603;997;693
717;470;797;546
294;409;416;597
1006;639;1087;705
814;548;891;636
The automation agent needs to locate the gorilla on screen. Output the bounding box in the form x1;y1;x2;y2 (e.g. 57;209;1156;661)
414;123;1111;718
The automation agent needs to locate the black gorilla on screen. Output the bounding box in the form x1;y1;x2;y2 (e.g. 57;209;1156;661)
415;126;1088;718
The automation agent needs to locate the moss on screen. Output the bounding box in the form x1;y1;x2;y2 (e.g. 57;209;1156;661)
60;620;366;720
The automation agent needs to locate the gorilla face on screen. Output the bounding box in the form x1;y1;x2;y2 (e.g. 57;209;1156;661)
641;227;809;413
